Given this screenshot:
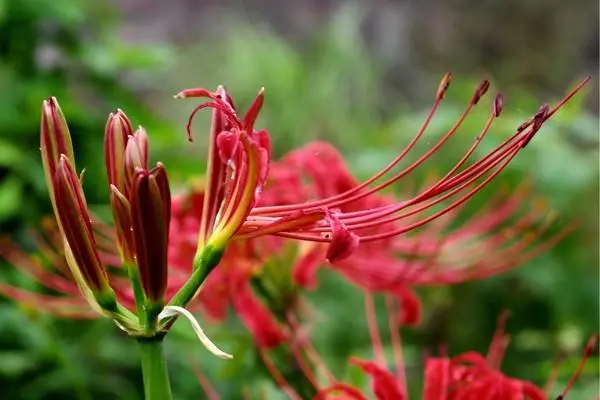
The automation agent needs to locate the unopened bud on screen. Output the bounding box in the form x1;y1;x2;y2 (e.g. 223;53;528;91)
104;110;133;193
131;165;171;304
54;156;113;299
40;97;75;200
124;135;147;195
110;185;135;264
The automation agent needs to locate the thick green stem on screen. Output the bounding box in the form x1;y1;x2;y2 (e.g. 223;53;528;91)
167;245;223;308
137;337;173;400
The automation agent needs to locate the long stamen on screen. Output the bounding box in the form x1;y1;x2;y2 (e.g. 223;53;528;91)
258;350;302;400
364;292;386;366
556;333;599;400
250;73;455;216
241;76;588;246
385;295;407;396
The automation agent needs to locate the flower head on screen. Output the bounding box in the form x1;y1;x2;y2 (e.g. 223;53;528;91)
177;75;589;273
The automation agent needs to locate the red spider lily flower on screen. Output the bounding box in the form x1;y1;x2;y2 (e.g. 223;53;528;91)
312;304;597;400
256;141;571;326
422;312;546;400
176;75;588;288
194;285;598;400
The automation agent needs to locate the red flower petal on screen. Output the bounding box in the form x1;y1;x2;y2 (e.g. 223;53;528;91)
326;212;359;263
314;383;369;400
292;243;326;289
423;358;450;400
350;358;405;400
229;268;287;349
216;130;240;165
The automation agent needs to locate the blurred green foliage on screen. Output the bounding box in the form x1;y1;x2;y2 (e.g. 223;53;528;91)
0;1;597;399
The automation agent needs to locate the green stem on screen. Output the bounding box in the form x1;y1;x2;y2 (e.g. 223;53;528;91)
126;262;147;325
167;245;223;308
137;337;173;400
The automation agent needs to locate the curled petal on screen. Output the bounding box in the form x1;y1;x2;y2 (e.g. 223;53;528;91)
350;358;406;400
314;383;369;400
326;213;360;263
393;286;421;326
522;381;546;400
158;305;232;359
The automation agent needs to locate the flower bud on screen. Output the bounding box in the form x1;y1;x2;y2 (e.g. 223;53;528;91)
104;110;133;193
133;127;149;167
124;132;148;196
40;97;75;201
110;185;135;264
131;164;171;304
54;155;114;303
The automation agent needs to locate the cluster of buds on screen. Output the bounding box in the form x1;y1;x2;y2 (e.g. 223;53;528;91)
40;98;172;334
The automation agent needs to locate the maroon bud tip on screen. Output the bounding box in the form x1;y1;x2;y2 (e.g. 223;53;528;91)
472;80;490;105
436;72;452;100
40;96;75;197
104;109;133;192
131;167;171;303
493;93;503;117
134;126;149;168
124;136;147;196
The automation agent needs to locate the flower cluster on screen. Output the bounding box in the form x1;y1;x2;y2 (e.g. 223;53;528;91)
0;74;590;365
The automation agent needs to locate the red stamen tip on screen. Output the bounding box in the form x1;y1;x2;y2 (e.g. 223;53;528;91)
436;72;452;100
472;80;491;105
556;333;599;400
493;93;503;117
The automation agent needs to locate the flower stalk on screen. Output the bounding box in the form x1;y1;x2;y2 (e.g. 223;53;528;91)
137;337;173;400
